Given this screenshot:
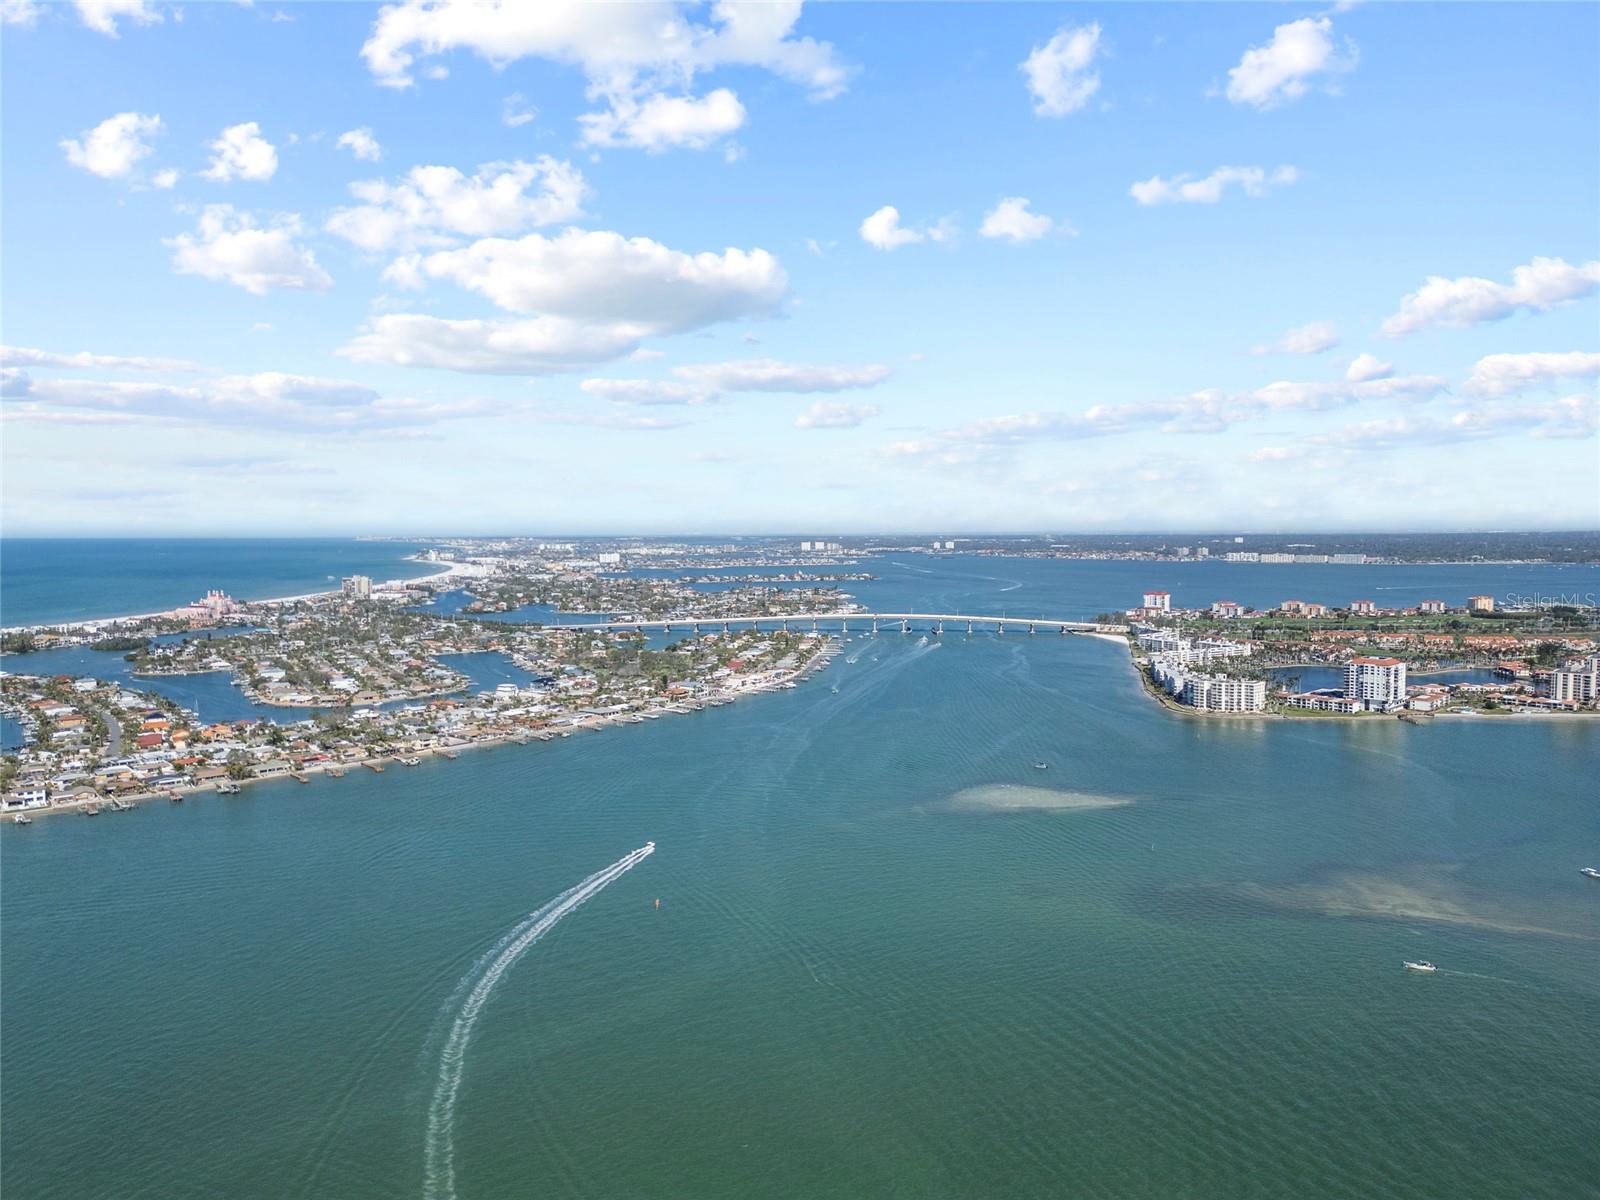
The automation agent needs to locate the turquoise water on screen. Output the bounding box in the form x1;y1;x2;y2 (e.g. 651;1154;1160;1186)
0;538;436;627
4;619;1597;1197
4;552;1599;1195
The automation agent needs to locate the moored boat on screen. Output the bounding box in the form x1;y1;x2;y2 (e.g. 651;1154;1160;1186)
12;813;34;825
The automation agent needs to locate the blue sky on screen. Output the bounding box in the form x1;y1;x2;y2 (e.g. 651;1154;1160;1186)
2;1;1596;535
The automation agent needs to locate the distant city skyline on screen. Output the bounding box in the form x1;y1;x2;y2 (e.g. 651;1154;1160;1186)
2;1;1597;535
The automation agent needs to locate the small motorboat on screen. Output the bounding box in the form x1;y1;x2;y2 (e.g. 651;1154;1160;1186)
1404;960;1437;973
12;813;34;825
1034;762;1048;770
1581;867;1600;880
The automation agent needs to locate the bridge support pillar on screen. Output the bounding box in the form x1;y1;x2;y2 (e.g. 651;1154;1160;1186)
871;619;878;635
900;619;909;634
966;621;973;636
1029;623;1036;635
935;621;943;636
693;623;700;635
997;622;1005;636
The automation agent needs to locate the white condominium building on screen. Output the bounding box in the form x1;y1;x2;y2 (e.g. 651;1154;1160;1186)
1344;656;1407;710
1549;665;1599;704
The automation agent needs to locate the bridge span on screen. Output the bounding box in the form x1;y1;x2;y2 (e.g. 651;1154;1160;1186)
539;612;1130;637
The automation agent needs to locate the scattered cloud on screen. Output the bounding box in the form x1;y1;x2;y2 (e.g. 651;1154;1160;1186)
501;93;537;128
339;314;648;375
580;88;746;152
979;197;1060;243
1306;396;1598;450
673;359;891;393
61;111;163;181
1253;320;1338;355
881;371;1448;468
326;158;588;252
1226;16;1356;109
1;1;42;28
1462;351;1600;398
1131;165;1299;206
795;400;878;429
1345;352;1393;382
203;121;279;182
859;205;954;251
361;0;848;151
1381;256;1600;336
579;378;715;406
72;0;160;37
1021;23;1102;117
168;205;333;295
1;345;200;373
400;228;787;329
336;126;382;162
3;370;502;431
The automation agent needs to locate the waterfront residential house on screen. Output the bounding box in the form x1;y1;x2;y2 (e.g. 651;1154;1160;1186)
1210;600;1246;619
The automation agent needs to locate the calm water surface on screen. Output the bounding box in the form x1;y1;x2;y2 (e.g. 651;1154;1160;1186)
3;553;1598;1198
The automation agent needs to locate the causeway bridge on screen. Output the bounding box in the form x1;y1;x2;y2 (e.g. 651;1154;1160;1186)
541;612;1129;637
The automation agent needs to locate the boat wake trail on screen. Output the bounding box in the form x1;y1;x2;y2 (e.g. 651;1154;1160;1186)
423;842;656;1200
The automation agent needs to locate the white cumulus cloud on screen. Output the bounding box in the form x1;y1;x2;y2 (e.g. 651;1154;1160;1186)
579;88;746;152
326;158;587;252
336;127;382;162
1381;256;1600;336
1131;165;1299;206
167;205;332;295
411;228;787;326
1226;16;1356;109
203;121;279;183
61;111;163;180
1021;23;1102;117
1463;351;1600;398
1345;352;1394;382
73;0;160;36
360;0;848;150
859;205;952;251
980;197;1058;243
339;314;647;375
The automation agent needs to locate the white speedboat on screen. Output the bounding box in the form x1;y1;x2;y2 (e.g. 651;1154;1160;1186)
1034;762;1048;770
1581;867;1600;879
12;814;33;825
1404;960;1437;973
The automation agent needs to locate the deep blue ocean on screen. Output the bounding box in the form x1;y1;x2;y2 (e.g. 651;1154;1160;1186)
0;538;436;627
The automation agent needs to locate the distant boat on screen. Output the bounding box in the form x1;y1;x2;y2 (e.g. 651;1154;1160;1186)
399;756;422;767
1581;867;1600;880
1404;960;1437;973
1034;762;1048;770
12;814;33;825
216;782;241;794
